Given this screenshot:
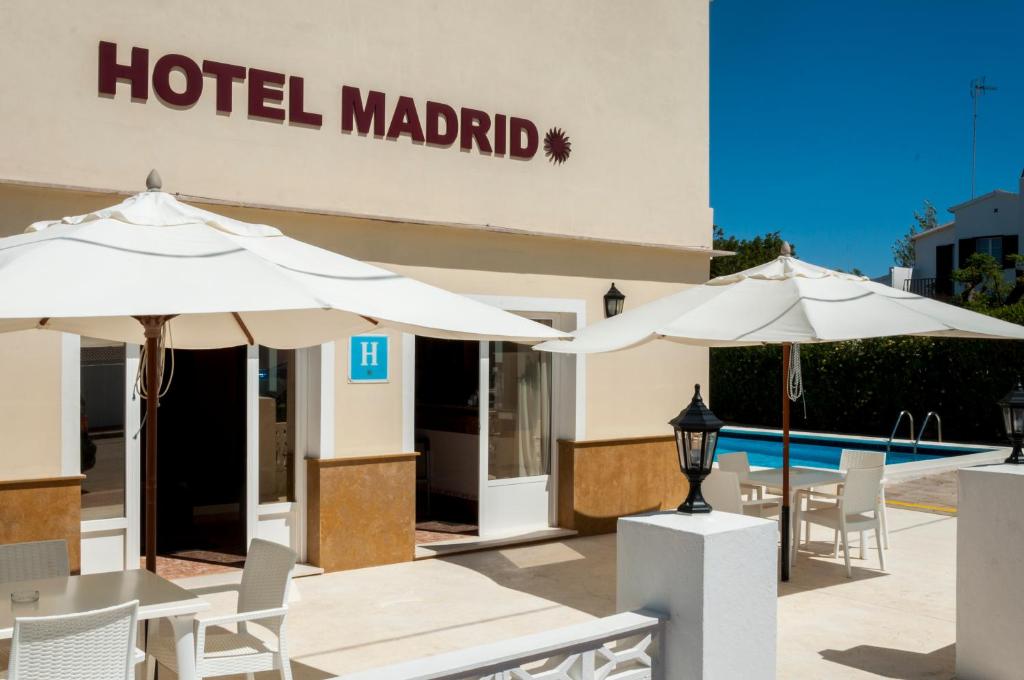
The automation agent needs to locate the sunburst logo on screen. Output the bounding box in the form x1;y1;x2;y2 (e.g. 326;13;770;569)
544;127;571;165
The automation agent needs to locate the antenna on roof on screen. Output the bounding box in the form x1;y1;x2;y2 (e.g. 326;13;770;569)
970;77;997;198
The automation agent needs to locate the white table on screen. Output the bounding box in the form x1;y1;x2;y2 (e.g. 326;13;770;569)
746;466;846;561
0;569;209;680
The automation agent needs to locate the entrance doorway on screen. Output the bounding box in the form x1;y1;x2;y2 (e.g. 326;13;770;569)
414;327;557;544
141;347;248;574
414;338;480;543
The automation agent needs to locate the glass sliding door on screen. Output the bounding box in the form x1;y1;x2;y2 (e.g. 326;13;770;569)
80;339;127;522
478;319;556;536
486;341;552;480
258;348;296;504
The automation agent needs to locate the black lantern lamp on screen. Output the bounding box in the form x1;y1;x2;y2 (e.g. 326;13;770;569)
998;379;1024;464
604;283;625;318
669;384;725;513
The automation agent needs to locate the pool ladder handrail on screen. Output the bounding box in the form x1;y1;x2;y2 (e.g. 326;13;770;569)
914;411;942;454
887;410;914;455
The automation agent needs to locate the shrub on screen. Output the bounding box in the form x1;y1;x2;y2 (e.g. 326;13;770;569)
709;337;1024;444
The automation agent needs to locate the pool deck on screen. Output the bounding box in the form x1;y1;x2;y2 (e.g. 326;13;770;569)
162;503;960;679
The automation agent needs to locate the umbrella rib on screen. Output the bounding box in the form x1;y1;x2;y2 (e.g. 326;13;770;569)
231;312;255;345
0;235;247;259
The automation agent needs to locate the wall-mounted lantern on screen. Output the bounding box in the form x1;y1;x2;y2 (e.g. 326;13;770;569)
604;283;625;318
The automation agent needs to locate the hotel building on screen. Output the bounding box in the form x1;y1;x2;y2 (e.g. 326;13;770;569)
0;0;715;573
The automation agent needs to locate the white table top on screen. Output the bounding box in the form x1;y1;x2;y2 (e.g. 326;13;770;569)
0;569;209;638
747;466;846;490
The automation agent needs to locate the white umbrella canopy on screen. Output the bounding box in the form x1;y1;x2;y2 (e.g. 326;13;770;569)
537;252;1024;353
0;173;564;573
0;183;566;347
536;246;1024;581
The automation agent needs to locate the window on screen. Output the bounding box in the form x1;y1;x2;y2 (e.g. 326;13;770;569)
80;339;126;521
976;236;1003;264
487;339;552;480
258;348;295;503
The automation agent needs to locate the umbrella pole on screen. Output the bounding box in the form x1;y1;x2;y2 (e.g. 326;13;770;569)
781;342;792;582
137;316;169;573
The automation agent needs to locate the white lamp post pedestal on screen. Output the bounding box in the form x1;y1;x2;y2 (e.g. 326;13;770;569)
617;511;777;680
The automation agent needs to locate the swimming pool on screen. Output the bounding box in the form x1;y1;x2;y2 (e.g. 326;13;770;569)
716;427;993;470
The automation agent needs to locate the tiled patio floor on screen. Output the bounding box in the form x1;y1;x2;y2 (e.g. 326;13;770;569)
160;504;957;679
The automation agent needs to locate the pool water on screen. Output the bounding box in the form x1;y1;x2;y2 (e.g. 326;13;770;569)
716;428;992;470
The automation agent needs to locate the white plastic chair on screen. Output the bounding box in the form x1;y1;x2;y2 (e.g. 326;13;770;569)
799;450;890;550
0;539;72;675
146;538;298;680
702;469;780;518
839;450;889;549
717;452;766;501
0;540;69;583
4;600;139;680
794;466;887;578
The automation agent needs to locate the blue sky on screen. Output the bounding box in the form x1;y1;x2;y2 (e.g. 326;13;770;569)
711;1;1024;276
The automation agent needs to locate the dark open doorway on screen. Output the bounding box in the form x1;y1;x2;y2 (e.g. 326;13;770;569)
414;338;479;544
141;347;248;573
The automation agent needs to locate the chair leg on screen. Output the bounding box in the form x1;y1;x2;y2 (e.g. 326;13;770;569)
880;490;890;549
145;656;156;680
833;530;840;558
876;525;886;572
859;531;866;559
279;658;293;680
841;525;852;578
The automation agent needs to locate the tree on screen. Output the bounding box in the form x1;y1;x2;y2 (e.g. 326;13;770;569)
711;227;793;278
953;252;1012;307
892;201;938;267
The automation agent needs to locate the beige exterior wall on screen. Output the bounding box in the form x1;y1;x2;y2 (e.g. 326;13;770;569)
0;1;712;492
0;0;710;250
0;331;64;479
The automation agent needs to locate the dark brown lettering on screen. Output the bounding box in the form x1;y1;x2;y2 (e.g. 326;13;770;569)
202;60;246;114
97;41;148;100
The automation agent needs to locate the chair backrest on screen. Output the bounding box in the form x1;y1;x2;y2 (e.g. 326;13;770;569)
702;470;744;515
841;466;885;516
0;540;70;583
717;452;750;479
238;538;298;618
839;449;886;472
9;599;138;680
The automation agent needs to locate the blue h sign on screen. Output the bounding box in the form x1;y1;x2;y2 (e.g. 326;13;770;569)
349;335;389;383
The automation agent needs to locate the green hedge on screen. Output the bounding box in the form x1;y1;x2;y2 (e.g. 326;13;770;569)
709;337;1024;444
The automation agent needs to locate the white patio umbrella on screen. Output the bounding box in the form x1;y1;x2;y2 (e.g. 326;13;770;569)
0;171;565;571
536;243;1024;580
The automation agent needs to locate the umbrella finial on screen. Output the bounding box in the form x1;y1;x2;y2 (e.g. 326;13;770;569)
146;169;162;192
780;241;792;257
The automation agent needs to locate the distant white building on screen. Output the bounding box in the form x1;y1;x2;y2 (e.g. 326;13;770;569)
909;170;1023;297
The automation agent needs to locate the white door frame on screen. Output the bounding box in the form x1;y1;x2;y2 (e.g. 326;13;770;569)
78;341;319;572
75;339;141;574
250;346;313;561
404;296;585;537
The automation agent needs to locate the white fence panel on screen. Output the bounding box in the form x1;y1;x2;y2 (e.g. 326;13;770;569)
335;610;664;680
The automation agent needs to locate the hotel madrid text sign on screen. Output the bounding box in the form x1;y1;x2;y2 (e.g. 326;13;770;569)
97;41;572;164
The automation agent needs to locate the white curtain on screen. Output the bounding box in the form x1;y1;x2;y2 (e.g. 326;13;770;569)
515;351;551;477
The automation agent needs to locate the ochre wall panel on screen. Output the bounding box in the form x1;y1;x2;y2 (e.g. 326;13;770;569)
558;437;688;535
0;476;83;572
306;454;415;572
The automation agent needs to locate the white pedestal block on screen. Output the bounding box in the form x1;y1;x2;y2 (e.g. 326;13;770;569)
957;464;1024;680
617;510;777;680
